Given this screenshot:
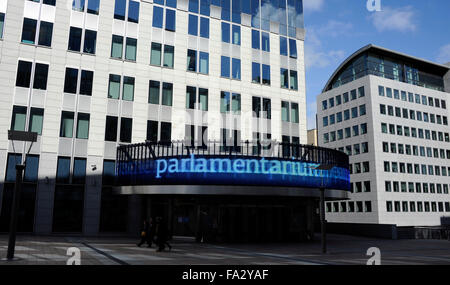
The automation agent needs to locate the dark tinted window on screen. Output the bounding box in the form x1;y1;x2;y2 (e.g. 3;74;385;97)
33;63;49;90
38;21;53;46
83;30;97;54
80;70;93;95
21;18;37;44
146;120;158;142
68;27;82;51
161;122;172;142
105;116;118;142
87;0;100;14
64;68;78;94
120;117;132;143
16;61;33;88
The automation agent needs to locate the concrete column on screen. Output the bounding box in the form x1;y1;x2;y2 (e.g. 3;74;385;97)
34;152;57;234
82;156;103;236
127;194;142;236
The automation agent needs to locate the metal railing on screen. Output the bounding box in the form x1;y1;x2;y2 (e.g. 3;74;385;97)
116;140;350;177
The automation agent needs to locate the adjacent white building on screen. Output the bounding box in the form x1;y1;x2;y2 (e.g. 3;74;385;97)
0;0;307;236
318;45;450;227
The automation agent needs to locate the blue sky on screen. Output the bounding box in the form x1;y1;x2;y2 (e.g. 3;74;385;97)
303;0;450;129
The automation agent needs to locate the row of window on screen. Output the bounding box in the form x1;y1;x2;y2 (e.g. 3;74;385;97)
326;201;372;213
349;181;371;193
321;86;365;110
382;142;450;160
385;181;449;194
17;0;301;52
378;85;447;110
383;161;450;177
323;105;366;127
349;161;370;175
323;123;368;143
336;142;369;157
380;122;450;143
386;201;450;213
380;104;448;126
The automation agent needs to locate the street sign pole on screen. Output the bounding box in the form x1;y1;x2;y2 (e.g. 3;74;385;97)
7;164;25;260
5;130;37;261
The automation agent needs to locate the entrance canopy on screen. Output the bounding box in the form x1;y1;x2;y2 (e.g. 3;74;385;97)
115;140;350;194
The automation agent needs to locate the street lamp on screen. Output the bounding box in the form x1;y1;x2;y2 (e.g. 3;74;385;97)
5;130;37;261
310;163;335;254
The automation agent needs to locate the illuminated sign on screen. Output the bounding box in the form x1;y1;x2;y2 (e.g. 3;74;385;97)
117;154;351;191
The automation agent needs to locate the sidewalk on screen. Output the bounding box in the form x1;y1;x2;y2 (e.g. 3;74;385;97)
1;234;449;265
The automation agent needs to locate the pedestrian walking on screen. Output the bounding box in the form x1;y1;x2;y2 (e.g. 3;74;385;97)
155;217;172;252
137;219;149;247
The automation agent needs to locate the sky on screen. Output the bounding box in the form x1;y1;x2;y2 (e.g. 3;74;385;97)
302;0;450;130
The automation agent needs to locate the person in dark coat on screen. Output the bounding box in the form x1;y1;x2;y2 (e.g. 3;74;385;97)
155;217;172;252
147;217;155;248
137;220;149;247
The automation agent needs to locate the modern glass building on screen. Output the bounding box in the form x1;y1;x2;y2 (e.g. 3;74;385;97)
318;44;450;227
0;0;349;241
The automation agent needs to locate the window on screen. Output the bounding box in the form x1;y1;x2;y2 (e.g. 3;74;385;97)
73;158;87;184
105;116;118;142
0;13;4;39
251;30;260;49
111;35;123;59
291;103;299;124
56;157;71;184
150;42;162;66
68;27;97;54
29;108;44;135
108;74;121;99
38;21;53;47
378;86;384;96
21;18;37;44
220;92;241;114
15;61;33;88
64;68;93;96
199;52;209;74
76;113;90;139
186;86;208;111
148;81;160;104
80;70;93;95
261;32;270;52
290;71;298;90
125;38;137;61
111;36;137;61
120;117;132;143
122;76;135;101
262;64;270;85
11;106;27;132
115;0;140;23
146;120;158;142
152;6;164;28
187;49;197;72
31;63;48;90
163;45;174;68
281;69;289;89
252;62;260;83
60;111;75;138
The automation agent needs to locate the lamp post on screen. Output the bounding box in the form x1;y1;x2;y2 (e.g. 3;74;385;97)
310;163;335;254
5;130;37;261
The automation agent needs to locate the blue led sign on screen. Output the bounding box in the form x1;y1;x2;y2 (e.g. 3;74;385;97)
117;154;351;191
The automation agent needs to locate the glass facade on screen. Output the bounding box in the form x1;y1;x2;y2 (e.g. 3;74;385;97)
327;50;446;92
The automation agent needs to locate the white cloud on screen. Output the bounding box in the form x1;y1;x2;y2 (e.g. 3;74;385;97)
303;0;325;12
370;6;417;33
437;44;450;64
304;23;348;69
